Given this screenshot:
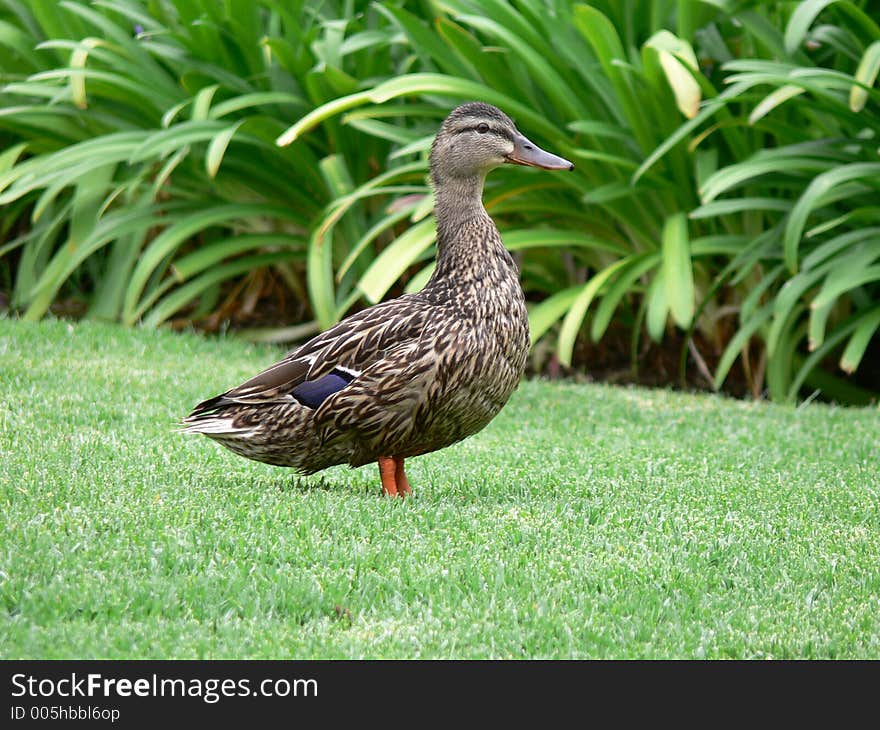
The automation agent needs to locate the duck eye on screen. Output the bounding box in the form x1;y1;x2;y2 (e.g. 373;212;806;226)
476;123;490;133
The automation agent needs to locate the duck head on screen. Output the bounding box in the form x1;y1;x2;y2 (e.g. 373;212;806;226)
429;102;574;186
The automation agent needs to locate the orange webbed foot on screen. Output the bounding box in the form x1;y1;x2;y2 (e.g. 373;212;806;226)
394;456;411;497
377;456;411;497
378;456;398;497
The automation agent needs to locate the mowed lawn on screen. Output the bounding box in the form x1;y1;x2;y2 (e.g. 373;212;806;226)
1;318;878;659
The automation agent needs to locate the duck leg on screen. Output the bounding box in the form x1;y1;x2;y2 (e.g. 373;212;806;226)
378;456;398;497
394;457;411;496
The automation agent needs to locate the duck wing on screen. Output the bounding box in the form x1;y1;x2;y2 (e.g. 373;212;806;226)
188;294;435;416
309;334;439;457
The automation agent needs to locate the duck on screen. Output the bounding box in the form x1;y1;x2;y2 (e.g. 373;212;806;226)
182;102;574;496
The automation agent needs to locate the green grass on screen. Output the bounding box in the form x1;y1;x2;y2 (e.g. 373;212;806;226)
1;318;879;659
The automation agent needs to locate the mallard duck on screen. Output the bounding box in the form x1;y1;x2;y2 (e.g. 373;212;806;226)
183;102;573;496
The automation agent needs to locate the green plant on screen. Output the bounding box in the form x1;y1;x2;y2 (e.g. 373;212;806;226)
670;2;880;403
0;0;409;332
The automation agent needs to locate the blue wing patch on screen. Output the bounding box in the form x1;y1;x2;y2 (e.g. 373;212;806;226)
291;368;355;409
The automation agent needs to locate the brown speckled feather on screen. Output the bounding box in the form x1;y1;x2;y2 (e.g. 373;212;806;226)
182;102;572;483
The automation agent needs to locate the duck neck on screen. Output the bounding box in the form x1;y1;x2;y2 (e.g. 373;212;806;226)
432;172;491;264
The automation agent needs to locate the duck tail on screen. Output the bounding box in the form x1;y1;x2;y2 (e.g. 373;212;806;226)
179;395;261;438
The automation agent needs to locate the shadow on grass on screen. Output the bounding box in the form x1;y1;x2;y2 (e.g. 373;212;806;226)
276;475;373;496
232;471;379;497
189;458;553;503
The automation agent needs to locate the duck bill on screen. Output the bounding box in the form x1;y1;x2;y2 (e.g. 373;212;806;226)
506;133;574;171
